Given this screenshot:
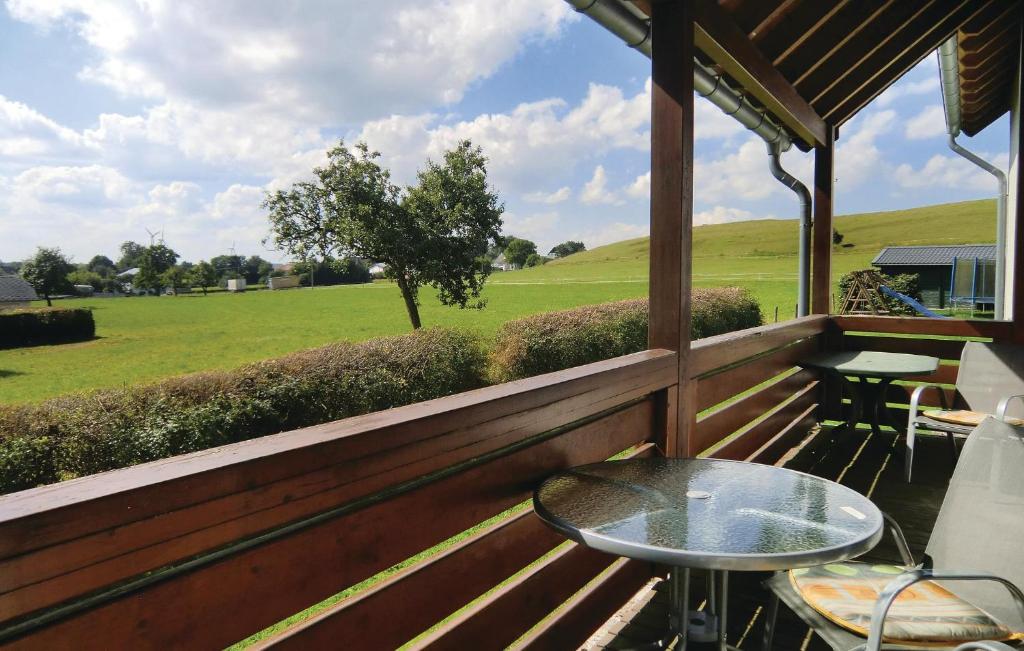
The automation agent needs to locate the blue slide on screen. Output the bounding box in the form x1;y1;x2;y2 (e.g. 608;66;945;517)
878;285;948;319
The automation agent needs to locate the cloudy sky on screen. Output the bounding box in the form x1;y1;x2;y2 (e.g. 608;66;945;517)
0;1;1009;264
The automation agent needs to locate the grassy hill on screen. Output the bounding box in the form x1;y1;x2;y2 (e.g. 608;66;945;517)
491;199;996;316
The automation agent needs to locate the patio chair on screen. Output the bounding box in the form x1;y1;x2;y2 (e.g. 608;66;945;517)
905;341;1024;482
764;417;1024;651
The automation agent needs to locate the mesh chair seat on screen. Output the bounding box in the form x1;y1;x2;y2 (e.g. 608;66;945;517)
915;416;976;437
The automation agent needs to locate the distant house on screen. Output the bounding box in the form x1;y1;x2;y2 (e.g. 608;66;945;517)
0;275;38;311
872;244;996;309
368;263;387;278
491;253;515;272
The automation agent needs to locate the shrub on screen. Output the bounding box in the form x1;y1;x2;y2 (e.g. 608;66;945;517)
838;270;922;316
0;328;487;493
490;288;762;382
0;307;95;349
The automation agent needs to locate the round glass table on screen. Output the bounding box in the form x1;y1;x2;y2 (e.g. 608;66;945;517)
533;457;883;650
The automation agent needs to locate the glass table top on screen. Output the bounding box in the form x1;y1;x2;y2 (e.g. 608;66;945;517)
534;458;883;571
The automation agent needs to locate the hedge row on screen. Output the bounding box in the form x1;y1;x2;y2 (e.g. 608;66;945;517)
0;307;95;349
490;288;762;382
0;328;487;493
0;288;763;493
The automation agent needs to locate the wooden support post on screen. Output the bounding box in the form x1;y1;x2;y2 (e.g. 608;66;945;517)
811;124;835;315
649;0;695;457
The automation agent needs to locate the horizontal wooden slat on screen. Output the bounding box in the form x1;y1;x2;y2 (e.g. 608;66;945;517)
748;402;819;465
3;401;656;648
694;370;817;454
253;511;562;650
690;315;828;378
709;382;819;461
513;558;655;651
696;337;820;411
841;334;967;360
260;442;658;651
831;316;1012;340
0;351;675;621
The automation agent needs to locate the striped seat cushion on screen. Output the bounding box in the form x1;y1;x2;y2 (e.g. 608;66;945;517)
789;563;1023;646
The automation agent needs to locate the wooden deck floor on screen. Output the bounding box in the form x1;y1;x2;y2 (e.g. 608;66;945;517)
584;424;955;650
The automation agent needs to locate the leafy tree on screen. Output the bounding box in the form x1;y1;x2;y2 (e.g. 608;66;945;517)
242;255;274;285
293;256;371;286
265;139;503;330
87;255;116;274
502;237;537;269
67;269;105;291
160;265;189;296
21;247;74;306
211;254;245;279
549;240;586;258
117;241;146;270
524;253;548;267
190;261;218;295
135;244;180;294
833;228;844;246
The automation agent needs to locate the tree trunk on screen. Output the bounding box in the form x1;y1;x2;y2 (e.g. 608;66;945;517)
395;275;422;329
44;293;52;307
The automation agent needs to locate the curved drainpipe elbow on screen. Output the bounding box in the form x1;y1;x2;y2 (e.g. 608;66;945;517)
767;141;812;317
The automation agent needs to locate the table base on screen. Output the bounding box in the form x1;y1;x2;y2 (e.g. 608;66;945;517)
625;568;738;651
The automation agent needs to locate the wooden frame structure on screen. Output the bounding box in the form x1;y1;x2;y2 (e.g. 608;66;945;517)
2;2;1024;648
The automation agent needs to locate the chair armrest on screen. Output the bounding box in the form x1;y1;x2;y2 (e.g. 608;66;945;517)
908;384;949;421
864;570;1024;651
881;511;915;567
996;395;1024;421
953;643;1017;651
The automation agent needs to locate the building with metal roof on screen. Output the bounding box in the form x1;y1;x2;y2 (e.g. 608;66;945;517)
872;244;996;310
0;274;38;311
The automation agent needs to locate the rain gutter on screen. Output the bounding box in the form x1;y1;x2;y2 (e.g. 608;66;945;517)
938;37;1007;319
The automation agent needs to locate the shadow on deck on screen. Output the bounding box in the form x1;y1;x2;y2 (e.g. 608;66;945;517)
586;424;955;650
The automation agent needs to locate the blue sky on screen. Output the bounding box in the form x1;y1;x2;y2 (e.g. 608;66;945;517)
0;1;1009;263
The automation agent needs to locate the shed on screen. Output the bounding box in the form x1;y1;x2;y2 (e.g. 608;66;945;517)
872;244;996;309
0;275;38;311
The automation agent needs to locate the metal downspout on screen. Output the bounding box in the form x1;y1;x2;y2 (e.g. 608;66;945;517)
767;142;812;316
939;38;1007;319
567;0;793;152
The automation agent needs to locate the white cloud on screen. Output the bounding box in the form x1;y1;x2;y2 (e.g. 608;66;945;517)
894;154;1002;192
0;95;94;162
576;221;649;248
6;0;573;125
694;206;776;226
876;76;939;107
904;105;946;140
502;210;560;244
626;172;650;199
580;165;622;205
357;81;652;193
835;109;896;187
524;186;571;204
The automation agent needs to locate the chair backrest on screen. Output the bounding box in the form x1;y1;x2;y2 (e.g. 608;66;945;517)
956;342;1024;418
926;417;1024;628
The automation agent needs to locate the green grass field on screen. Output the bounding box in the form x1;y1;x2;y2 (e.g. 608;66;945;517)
0;199;995;404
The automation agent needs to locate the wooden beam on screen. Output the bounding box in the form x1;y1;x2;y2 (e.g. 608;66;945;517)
811;124;835;314
692;0;827;147
649;0;695;457
821;1;985;123
789;0;898;87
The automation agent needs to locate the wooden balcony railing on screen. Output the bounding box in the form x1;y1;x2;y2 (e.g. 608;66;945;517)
0;313;1007;649
0;349;676;649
